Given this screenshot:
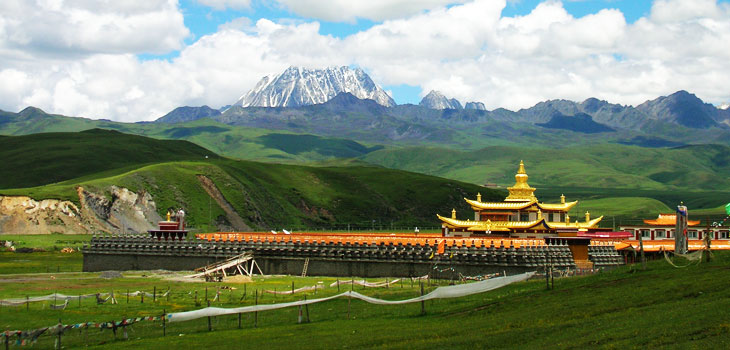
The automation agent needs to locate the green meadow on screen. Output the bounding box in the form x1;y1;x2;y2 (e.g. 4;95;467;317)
1;249;729;349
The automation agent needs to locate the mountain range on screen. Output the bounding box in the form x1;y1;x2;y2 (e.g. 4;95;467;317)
153;89;730;150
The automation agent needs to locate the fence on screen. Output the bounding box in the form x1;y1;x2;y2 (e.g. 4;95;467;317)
0;273;533;349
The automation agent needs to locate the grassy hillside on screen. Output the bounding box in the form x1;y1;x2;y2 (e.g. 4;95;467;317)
361;144;730;216
1;159;499;231
0;110;387;163
0;129;217;189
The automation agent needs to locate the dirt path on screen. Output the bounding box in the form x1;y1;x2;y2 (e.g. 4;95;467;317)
197;175;252;232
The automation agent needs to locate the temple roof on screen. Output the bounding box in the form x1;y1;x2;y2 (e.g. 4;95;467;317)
437;214;604;232
466;198;578;211
643;213;700;226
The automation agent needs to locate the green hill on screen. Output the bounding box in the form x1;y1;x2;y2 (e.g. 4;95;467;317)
361;144;730;216
1;160;498;231
0;129;217;189
0;128;500;230
0;109;387;163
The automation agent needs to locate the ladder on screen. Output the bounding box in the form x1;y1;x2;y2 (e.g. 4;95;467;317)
301;257;310;277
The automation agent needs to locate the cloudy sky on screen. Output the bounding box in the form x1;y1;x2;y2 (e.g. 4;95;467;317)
1;0;729;122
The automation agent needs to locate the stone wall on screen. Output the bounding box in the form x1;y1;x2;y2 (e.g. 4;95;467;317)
82;236;624;278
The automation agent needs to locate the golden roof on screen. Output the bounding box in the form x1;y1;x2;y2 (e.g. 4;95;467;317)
466;198;578;212
465;198;535;210
505;160;537;202
437;214;604;232
537;201;578;211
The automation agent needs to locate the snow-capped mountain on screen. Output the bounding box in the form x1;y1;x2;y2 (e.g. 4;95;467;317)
419;90;463;110
465;101;486;110
234;66;396;108
719;103;729;110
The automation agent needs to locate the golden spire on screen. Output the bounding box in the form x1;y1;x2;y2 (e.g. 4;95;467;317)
565;214;570;224
537;209;542;220
505;160;537;202
585;211;590;222
560;194;565;204
451;208;456;219
477;192;482;202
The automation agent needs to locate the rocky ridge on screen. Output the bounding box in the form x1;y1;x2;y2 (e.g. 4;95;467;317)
0;186;161;235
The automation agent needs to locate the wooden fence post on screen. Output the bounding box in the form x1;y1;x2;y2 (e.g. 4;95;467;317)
420;282;425;315
56;318;62;350
304;295;310;323
207;301;212;331
162;309;166;337
153;287;157;302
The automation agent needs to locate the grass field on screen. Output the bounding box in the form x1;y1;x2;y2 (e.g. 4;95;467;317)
1;248;729;349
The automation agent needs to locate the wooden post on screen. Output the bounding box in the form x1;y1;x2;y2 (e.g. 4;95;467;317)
254;290;258;328
386;278;389;289
550;266;554;290
153;286;157;302
26;295;29;311
238;312;242;329
420;282;425;315
56;318;62;350
162;309;166;336
205;286;208;303
337;279;340;292
141;292;144;304
639;234;646;270
351;278;354;292
706;222;712;262
304;295;310;323
126;289;129;304
195;290;198;305
207;301;212;331
292;281;295;294
347;292;351;320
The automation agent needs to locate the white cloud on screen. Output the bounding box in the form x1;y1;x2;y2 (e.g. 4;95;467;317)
0;0;189;57
1;0;730;122
197;0;251;11
274;0;471;22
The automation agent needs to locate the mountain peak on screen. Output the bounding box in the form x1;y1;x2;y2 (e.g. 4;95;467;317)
419;90;462;110
637;90;719;129
155;105;221;124
234;66;395;108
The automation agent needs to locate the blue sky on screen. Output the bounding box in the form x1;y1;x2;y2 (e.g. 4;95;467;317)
1;0;729;121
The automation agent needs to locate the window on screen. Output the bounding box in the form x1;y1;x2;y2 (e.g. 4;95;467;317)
520;212;529;221
560;212;566;222
655;229;665;238
641;230;650;239
688;230;698;239
721;231;729;239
